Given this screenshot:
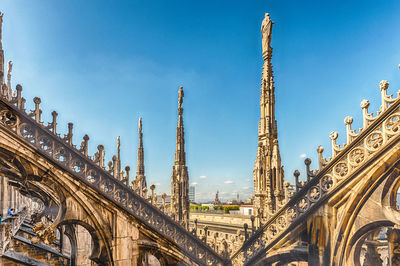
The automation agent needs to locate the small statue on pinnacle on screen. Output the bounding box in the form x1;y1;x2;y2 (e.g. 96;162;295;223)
261;13;273;55
178;86;184;109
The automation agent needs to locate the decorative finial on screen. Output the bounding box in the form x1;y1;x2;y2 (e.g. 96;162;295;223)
317;145;326;170
329;131;338;140
329;131;339;157
112;154;119;178
379;80;389;91
344;116;353;125
379;80;392;112
124;166;130;185
81;134;90;156
344;116;354;144
360;99;370;109
138;117;142;133
50;111;58;134
97;145;105;168
32;97;42;123
67;123;73;145
293;170;300;192
304;158;312;181
15;84;24;109
360;99;371;129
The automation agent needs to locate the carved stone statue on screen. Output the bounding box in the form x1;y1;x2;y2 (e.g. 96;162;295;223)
261;13;273;54
7;60;12;75
178;86;184;109
7;60;12;100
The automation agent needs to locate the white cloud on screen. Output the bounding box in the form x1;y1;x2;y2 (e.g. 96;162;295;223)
155;182;161;186
191;182;198;186
199;175;207;179
243;186;250;190
224;180;234;184
299;153;307;158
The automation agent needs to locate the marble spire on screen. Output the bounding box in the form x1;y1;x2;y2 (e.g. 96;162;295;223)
170;86;189;229
135;117;146;190
253;13;285;222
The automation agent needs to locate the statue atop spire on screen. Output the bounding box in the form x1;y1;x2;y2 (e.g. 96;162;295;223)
0;12;3;48
6;60;12;100
178;86;184;110
261;13;273;57
171;86;189;229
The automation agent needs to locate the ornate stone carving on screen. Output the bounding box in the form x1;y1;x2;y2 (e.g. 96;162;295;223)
348;147;366;165
0;110;17;130
31;222;56;246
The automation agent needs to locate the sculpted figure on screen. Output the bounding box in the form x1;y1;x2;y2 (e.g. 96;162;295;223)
178;86;184;108
7;60;12;74
261;13;273;54
7;61;12;99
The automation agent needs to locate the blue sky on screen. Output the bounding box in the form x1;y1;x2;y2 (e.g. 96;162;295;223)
1;1;400;202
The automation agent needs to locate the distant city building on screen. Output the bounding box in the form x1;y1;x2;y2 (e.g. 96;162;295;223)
189;186;195;202
214;191;221;205
239;205;254;216
156;194;171;205
201;203;214;208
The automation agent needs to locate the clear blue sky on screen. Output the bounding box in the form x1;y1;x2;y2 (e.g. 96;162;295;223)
1;1;400;202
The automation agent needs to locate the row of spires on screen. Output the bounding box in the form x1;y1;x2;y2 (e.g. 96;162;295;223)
1;81;190;206
0;12;190;226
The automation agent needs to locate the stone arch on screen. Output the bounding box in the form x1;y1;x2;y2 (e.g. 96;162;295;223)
380;167;400;222
332;148;400;265
136;239;188;265
0;139;114;264
254;249;308;266
347;220;394;266
59;219;104;264
62;224;77;265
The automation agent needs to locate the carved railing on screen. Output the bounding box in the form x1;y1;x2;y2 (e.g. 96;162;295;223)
231;80;400;265
0;209;28;254
0;87;227;266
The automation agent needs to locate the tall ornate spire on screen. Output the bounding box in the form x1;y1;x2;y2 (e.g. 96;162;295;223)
135;117;146;190
253;13;285;222
171;86;189;229
0;12;5;86
175;86;186;165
